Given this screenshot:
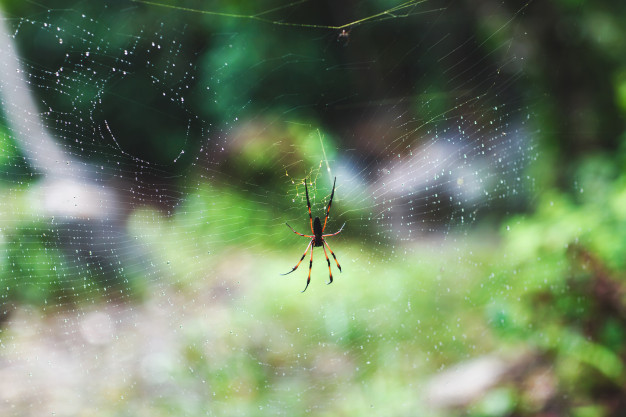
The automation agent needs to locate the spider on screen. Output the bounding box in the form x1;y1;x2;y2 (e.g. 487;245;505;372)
282;177;345;292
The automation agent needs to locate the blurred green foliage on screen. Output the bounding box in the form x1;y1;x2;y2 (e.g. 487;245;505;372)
492;157;626;414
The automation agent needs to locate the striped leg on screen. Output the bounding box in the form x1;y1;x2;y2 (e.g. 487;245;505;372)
281;240;313;276
302;246;314;292
323;240;341;272
322;177;336;232
322;243;333;285
305;179;314;234
323;222;345;238
285;222;313;238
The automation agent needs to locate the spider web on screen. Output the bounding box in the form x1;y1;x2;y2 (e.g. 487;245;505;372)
0;1;536;415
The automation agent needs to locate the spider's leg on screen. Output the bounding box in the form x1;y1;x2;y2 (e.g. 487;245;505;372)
322;177;336;232
305;179;314;234
322;242;333;285
323;240;342;273
302;245;314;293
322;222;345;237
281;240;313;276
285;223;313;238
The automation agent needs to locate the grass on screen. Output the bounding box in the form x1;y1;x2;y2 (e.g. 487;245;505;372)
2;176;624;415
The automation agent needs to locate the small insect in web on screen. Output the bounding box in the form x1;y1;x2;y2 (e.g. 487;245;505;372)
282;177;345;292
337;28;351;46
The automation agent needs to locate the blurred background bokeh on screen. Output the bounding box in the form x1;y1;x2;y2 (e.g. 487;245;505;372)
1;0;626;416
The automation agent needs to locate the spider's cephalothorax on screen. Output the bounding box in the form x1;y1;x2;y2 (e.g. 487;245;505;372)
282;177;345;292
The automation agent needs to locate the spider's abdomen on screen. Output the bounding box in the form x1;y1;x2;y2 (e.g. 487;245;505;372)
313;217;323;246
